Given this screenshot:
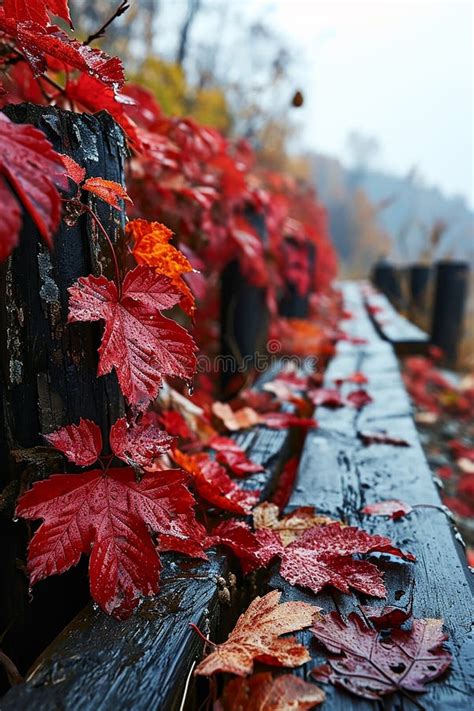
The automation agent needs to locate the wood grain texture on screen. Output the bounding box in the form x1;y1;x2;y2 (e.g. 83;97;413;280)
272;282;474;711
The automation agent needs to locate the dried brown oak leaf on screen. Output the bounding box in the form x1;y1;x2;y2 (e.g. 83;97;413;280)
194;590;318;676
253;502;335;546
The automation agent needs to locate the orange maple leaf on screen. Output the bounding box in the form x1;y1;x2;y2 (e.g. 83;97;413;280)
194;589;318;676
127;218;195;316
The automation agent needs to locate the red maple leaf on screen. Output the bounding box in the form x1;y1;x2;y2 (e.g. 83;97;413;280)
208;519;262;574
0;18;124;89
259;412;317;430
0;113;67;261
2;0;72;28
311;610;451;699
16;418;202;617
44;418;103;466
256;522;415;597
173;449;260;515
67;266;197;409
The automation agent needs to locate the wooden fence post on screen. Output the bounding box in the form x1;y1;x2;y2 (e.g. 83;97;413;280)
371;261;402;308
431;260;469;365
0;104;126;684
220;207;268;393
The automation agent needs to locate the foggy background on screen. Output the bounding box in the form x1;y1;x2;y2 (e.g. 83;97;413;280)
70;0;474;276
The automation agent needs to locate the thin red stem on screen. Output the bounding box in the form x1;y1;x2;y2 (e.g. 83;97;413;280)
82;205;122;297
189;623;217;647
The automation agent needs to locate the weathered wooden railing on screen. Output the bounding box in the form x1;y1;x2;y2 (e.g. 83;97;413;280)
2;282;473;710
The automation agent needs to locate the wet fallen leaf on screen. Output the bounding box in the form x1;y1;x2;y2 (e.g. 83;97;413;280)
257;523;415;598
194;590;318;676
216;672;325;710
311;610;451;699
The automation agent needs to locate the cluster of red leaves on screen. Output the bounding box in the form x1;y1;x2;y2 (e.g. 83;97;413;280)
403;355;474;526
403;355;474;419
0;112;67;260
16;418;206;617
0;0;127;259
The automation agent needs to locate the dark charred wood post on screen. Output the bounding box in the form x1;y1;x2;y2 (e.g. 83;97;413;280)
0;104;126;685
409;264;430;309
431;260;469;365
220;207;268;393
278;240;315;318
371;260;402;308
407;264;431;328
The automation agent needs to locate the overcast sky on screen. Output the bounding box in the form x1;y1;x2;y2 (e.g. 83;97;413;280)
256;0;473;207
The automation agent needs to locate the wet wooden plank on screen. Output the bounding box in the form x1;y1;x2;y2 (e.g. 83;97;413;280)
1;393;296;711
362;282;429;355
273;282;474;711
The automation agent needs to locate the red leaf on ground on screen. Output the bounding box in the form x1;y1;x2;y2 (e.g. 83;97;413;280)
346;389;373;409
208;520;261;574
2;0;72;28
347;371;369;385
44;418;102;466
173;450;259;514
210;435;264;476
216;450;264;476
361;499;413;520
308;388;345;408
0;113;66;261
259;412;317;430
16;467;202;618
270;456;299;510
360;604;412;629
257;522;415;598
82;177;131;209
67;266;197;408
311;610;451;698
358;431;410;447
194;590;317;676
216;672;325;710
